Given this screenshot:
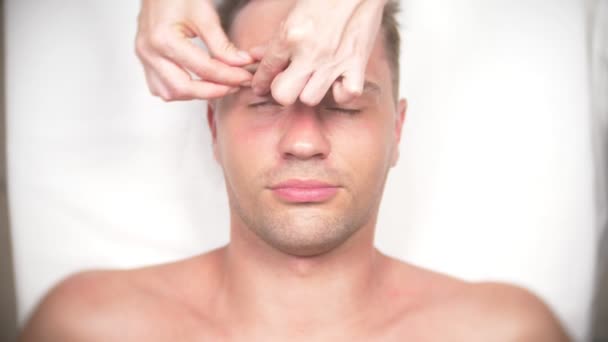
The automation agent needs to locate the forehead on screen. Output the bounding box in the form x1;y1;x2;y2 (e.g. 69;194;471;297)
229;0;390;83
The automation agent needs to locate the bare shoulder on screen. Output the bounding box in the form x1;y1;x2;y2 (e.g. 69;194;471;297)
20;250;226;341
379;256;570;341
450;281;572;341
19;269;140;342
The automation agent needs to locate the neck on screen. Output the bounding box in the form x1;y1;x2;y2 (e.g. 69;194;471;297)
215;210;387;337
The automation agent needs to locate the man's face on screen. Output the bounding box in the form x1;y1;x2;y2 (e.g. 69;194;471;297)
208;0;406;257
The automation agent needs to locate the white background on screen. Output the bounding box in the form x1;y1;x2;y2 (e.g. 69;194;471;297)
6;1;598;340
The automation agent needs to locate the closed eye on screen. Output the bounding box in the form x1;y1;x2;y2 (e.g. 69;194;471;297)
248;100;281;108
247;101;361;115
326;107;362;115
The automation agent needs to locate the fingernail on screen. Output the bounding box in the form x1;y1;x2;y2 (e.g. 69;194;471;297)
240;80;252;87
249;45;266;56
227;87;240;94
237;50;251;61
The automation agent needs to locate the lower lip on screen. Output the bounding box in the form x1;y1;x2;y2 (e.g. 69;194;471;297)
272;187;339;203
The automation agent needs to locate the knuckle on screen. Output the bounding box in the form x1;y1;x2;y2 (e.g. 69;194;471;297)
260;57;281;73
282;29;302;45
205;69;224;83
280;21;312;45
168;83;188;99
159;91;173;102
149;30;171;51
134;36;147;58
157;85;176;102
192;63;211;79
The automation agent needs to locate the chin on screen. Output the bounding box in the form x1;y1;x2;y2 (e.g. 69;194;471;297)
254;212;360;258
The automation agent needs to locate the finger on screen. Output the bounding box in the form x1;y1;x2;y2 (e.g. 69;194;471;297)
195;13;253;66
248;44;268;60
143;68;168;98
332;81;347;104
251;39;291;95
168;39;252;86
299;67;344;106
332;78;361;104
270;60;313;106
154;58;238;101
332;66;365;104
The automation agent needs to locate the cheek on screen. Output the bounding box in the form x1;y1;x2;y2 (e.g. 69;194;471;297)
328;117;394;191
216;114;277;188
330;117;393;165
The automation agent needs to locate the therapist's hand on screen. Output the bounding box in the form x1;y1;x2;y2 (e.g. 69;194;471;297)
136;0;254;101
251;0;387;106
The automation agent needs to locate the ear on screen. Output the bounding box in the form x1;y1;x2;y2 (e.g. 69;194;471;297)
207;101;221;164
390;98;407;167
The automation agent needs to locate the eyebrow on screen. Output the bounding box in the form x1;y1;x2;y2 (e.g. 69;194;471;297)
243;62;382;96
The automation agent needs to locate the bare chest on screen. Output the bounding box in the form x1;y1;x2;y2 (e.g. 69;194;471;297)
109;281;503;342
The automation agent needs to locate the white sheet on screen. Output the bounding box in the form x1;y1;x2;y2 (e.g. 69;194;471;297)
6;1;597;340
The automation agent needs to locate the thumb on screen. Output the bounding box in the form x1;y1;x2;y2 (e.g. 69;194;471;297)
197;16;252;66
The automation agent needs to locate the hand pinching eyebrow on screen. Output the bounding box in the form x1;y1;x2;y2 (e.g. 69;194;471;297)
250;0;387;107
135;0;254;101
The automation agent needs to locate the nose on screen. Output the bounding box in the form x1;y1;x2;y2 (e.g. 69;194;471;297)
278;106;330;161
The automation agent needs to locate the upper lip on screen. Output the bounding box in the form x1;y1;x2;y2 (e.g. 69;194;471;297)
270;179;338;189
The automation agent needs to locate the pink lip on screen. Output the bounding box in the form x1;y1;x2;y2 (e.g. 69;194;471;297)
270;179;339;203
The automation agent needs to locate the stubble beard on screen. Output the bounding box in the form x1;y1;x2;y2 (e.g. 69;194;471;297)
229;188;372;257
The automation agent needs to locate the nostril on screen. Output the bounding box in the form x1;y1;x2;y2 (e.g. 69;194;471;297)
283;150;328;161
